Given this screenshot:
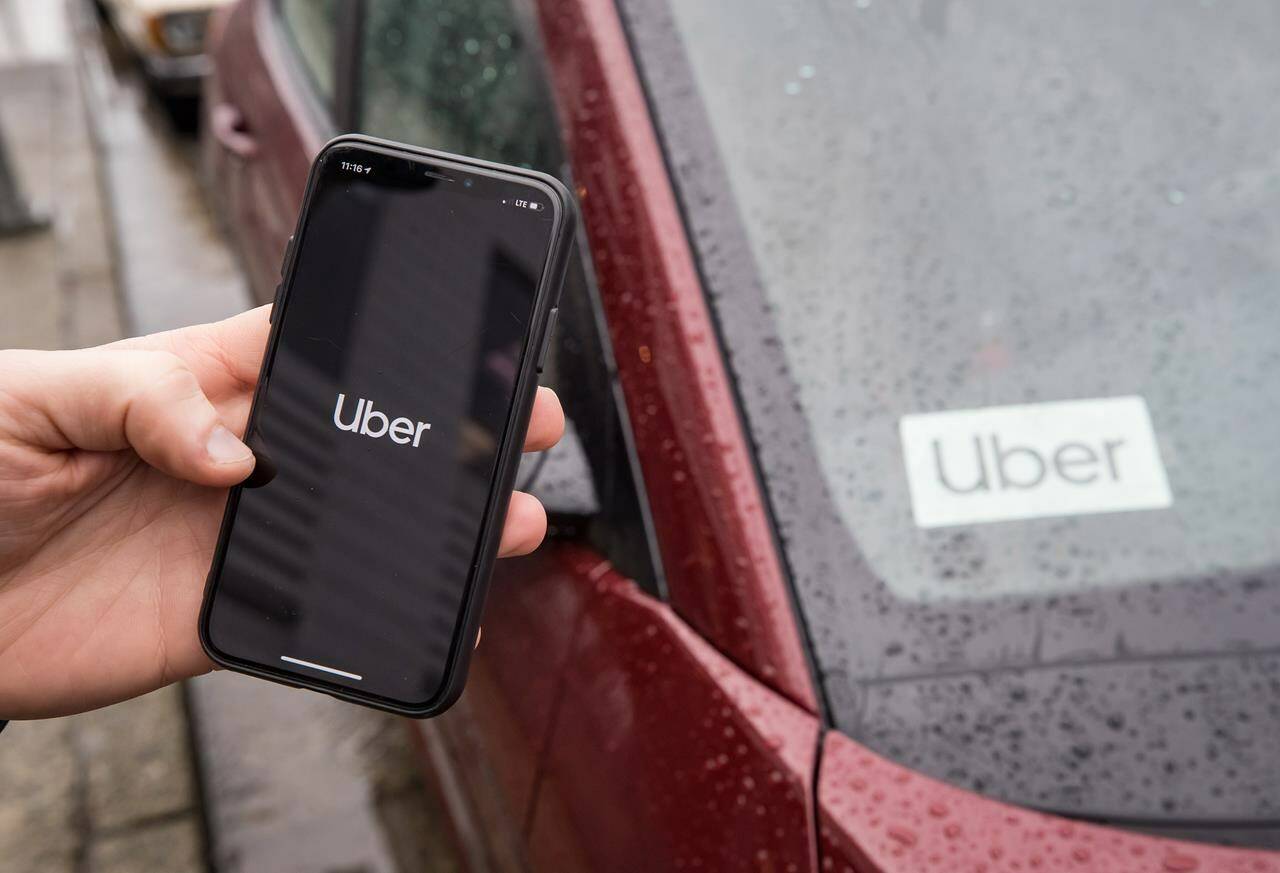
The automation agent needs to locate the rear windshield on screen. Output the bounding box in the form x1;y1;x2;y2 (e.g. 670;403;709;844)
622;0;1280;840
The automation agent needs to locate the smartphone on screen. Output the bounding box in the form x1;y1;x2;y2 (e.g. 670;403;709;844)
199;135;575;717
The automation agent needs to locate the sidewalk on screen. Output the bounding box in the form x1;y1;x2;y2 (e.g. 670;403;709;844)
0;3;120;350
0;4;206;872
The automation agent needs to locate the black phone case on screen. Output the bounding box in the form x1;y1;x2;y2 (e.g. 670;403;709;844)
197;134;577;718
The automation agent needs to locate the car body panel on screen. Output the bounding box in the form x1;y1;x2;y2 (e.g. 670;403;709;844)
819;731;1278;873
203;0;322;303
529;552;819;872
415;546;593;871
534;0;818;716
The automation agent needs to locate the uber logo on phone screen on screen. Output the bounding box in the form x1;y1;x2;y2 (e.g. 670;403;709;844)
899;396;1173;528
332;393;432;447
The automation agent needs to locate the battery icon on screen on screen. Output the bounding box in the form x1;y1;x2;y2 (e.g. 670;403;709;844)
528;202;544;211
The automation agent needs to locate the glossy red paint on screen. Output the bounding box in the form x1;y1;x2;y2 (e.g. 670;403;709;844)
204;0;320;304
414;546;594;871
529;546;819;872
819;731;1278;873
457;547;591;814
534;0;818;715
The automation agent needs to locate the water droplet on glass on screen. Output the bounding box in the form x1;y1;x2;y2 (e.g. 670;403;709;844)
784;81;802;96
1167;188;1186;205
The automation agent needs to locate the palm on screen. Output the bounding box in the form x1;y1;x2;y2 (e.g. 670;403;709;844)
0;333;257;719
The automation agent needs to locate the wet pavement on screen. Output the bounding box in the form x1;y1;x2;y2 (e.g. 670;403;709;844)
0;3;460;871
0;7;119;351
0;6;205;865
71;0;249;334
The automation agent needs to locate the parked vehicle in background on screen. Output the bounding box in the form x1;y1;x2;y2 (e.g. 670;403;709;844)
203;1;1280;870
96;0;232;96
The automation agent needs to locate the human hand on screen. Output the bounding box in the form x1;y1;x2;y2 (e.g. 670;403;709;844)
0;306;563;719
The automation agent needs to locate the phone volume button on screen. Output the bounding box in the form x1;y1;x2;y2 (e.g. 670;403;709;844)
536;307;559;372
269;283;283;323
280;234;295;278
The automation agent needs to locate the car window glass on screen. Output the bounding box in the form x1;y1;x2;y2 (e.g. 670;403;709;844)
620;0;1280;841
358;0;559;171
276;0;338;106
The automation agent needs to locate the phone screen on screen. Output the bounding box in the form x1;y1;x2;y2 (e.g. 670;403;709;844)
204;144;558;706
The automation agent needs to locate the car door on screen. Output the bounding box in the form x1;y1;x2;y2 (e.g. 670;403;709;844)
204;0;339;303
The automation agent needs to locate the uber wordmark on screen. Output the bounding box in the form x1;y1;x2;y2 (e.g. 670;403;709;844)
899;396;1173;528
332;394;432;447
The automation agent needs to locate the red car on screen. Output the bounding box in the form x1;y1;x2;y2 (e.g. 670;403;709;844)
203;1;1280;870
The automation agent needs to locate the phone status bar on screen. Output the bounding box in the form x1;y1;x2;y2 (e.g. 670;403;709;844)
501;197;545;213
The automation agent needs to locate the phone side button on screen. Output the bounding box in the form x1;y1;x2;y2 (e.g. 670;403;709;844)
268;283;282;323
536;307;559;372
280;234;295;278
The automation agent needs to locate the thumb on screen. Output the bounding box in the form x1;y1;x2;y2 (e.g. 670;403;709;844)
1;347;255;487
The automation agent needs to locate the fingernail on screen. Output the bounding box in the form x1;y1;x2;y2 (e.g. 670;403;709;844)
207;425;252;464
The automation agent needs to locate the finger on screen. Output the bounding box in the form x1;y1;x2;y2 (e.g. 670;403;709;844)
115;305;271;397
2;348;255;487
524;386;564;453
498;491;547;557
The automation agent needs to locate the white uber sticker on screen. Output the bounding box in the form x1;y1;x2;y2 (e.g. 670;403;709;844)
899;397;1173;529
